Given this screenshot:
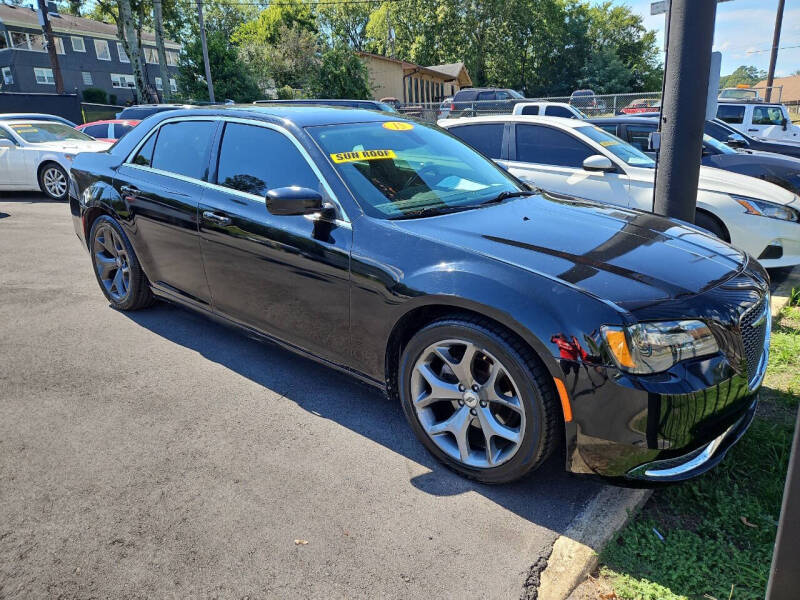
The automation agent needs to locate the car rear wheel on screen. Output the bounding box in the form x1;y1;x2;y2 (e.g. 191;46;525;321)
38;162;68;201
89;215;154;310
398;318;560;484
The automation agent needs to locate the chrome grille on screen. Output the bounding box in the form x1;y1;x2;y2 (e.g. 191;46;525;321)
739;293;770;388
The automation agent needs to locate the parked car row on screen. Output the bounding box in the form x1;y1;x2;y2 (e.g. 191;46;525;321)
62;104;775;486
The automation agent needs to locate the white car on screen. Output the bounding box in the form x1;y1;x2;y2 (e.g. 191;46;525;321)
512;102;586;119
440;115;800;268
0;120;112;200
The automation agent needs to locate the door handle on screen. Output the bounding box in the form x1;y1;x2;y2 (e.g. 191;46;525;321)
202;210;231;226
747;128;758;132
119;184;138;195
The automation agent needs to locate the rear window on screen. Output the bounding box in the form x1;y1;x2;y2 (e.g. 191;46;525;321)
454;90;477;101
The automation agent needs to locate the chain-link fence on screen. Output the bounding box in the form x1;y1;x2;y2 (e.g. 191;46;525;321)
396;87;792;124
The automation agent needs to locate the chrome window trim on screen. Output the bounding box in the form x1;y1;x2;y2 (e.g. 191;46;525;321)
123;115;350;223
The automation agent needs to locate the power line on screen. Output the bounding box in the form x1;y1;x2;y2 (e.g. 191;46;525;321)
747;44;800;54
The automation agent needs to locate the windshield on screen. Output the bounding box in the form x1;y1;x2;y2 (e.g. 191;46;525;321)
704;134;736;155
9;122;94;143
308;120;524;219
576;125;656;168
509;89;524;99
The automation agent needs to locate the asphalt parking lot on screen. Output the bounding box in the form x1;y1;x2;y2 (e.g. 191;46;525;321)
0;195;605;599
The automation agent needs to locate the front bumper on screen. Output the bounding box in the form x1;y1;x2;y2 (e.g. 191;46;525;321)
563;267;769;483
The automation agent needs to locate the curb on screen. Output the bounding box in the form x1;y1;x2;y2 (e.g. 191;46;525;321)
535;486;651;600
538;265;799;600
770;265;800;319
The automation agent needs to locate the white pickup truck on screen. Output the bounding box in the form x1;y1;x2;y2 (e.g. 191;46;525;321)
716;101;800;145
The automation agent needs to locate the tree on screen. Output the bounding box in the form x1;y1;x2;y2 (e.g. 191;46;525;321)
577;47;632;94
317;1;374;50
152;0;171;101
309;47;371;99
177;29;260;102
232;0;316;46
720;65;767;88
238;23;320;90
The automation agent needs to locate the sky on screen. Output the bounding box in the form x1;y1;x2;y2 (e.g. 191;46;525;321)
613;0;800;78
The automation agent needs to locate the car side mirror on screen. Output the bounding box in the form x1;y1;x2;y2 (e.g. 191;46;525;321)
582;155;615;172
726;133;746;148
266;186;326;216
782;117;788;131
0;139;16;149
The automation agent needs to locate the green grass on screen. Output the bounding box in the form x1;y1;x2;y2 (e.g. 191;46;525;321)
598;306;799;600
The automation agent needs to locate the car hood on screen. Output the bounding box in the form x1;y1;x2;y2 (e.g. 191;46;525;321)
31;140;113;153
391;193;745;308
697;165;798;204
736;148;800;166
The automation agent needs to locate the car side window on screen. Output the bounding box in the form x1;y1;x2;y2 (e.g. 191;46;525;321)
598;124;618;136
717;105;745;124
113;123;132;138
519;105;539;115
150;121;216;180
752;106;784;126
82;124;108;138
131;131;157;166
515;124;593;168
496;91;511;101
215;122;321;197
624;125;656;152
447;124;504;159
544;106;574;118
477;91;496;101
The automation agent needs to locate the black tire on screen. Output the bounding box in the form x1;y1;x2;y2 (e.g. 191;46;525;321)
88;215;154;310
38;162;69;201
398;317;560;484
694;210;729;242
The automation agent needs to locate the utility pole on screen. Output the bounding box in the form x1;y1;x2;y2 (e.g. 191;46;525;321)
765;0;785;103
652;0;718;223
36;0;64;94
196;0;215;103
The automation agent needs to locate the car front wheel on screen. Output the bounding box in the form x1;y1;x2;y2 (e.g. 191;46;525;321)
38;162;69;201
398;317;560;484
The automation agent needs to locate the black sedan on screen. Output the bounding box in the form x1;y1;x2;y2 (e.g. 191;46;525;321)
69;106;769;484
591;116;800;195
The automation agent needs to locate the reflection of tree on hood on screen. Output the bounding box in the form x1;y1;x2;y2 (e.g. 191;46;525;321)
221;174;267;196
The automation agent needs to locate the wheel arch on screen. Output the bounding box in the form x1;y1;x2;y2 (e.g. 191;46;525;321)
694;206;731;242
383;300;558;404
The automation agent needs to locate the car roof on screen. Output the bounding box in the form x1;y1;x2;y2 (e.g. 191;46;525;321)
440;115;588;128
153;105;406;127
79;119;140;126
255;99;382;105
1;119;70;125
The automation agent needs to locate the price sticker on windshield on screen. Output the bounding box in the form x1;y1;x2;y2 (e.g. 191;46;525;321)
382;122;414;131
599;140;618;147
330;149;397;163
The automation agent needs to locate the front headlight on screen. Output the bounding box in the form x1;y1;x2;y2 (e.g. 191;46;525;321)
601;320;719;374
732;194;799;222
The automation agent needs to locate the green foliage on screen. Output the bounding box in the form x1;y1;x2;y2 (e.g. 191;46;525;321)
720;65;767;89
177;29;261;103
309;47;372;99
789;287;800;307
238;23;320;90
82;87;109;104
232;0;316;46
276;85;296;100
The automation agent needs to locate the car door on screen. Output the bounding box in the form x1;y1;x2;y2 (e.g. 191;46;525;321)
475;91;496;115
0;125;28;186
114;118;216;308
198;120;352;363
503;123;630;206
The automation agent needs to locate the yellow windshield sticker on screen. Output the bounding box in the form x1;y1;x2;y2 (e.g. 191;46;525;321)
330;149;396;163
382;121;414;131
599;140;618;147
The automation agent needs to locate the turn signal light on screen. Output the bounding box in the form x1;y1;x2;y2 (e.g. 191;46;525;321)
603;328;635;368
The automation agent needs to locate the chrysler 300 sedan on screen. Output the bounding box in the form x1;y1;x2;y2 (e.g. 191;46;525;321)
69;107;770;484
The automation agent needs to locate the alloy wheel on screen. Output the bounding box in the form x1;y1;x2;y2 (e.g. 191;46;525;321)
410;339;526;468
43;167;67;199
92;224;131;302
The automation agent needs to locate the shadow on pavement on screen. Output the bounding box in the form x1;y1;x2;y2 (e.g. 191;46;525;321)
0;191;59;204
121;301;605;534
